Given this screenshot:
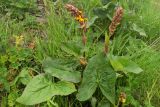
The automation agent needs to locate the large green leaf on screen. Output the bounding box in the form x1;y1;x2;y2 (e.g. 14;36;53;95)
98;59;116;105
43;58;81;83
76;53;116;105
98;99;111;107
109;55;143;74
93;2;114;19
16;74;76;105
13;68;32;85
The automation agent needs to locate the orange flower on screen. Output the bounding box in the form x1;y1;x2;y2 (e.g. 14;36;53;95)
119;92;126;103
75;15;85;23
79;57;87;66
65;4;87;45
65;4;87;28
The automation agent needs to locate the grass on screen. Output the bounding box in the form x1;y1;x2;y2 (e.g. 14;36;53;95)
120;0;160;41
131;47;160;106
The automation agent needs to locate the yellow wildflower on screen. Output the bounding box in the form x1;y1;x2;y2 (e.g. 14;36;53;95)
15;35;24;47
121;98;126;103
119;92;126;103
75;15;85;23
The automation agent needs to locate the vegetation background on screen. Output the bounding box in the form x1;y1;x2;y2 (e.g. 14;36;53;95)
0;0;160;107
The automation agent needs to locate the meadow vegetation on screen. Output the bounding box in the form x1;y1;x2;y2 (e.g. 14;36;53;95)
0;0;160;107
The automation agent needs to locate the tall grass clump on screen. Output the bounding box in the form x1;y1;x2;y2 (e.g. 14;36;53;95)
120;0;160;41
36;0;68;59
126;38;160;106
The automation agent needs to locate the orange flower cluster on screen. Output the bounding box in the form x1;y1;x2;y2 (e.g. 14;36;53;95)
118;92;126;107
65;4;87;28
119;92;126;103
79;57;87;66
109;7;123;37
65;4;87;45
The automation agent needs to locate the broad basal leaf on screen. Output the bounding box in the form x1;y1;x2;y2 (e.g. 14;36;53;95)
93;2;115;19
13;68;32;85
98;99;111;107
98;57;116;105
109;55;143;74
43;58;81;83
76;64;97;102
16;74;76;105
77;53;116;105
